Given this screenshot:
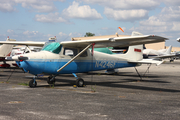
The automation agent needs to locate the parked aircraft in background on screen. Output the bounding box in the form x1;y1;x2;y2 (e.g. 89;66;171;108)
1;37;56;67
11;46;42;56
10;37;56;56
143;45;180;62
0;37;16;67
143;45;172;58
0;31;167;88
177;37;180;42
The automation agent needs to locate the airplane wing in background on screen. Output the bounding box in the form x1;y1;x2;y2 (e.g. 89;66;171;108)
152;54;180;59
0;41;45;47
0;38;16;57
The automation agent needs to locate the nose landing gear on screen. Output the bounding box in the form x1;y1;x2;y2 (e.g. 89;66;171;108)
29;77;37;88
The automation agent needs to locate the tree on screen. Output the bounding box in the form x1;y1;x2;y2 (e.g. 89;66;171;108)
84;32;95;37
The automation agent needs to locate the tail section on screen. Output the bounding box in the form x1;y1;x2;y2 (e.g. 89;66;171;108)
114;31;143;62
165;45;172;55
0;37;16;57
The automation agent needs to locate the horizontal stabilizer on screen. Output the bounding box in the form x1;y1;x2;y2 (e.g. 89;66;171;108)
129;59;164;66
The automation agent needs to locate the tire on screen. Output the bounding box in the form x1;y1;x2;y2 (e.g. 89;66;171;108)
47;77;55;85
29;79;37;88
76;78;84;87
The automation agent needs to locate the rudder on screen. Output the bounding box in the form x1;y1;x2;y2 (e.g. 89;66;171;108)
0;37;16;57
113;31;144;62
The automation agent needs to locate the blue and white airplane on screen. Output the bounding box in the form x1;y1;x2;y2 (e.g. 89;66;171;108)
0;31;167;88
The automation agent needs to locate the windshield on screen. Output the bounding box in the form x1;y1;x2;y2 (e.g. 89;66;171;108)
41;42;62;54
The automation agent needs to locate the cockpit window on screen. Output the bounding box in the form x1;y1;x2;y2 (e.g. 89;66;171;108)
64;48;78;56
41;42;61;54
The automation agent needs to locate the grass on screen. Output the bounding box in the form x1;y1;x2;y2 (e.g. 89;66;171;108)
0;81;9;84
91;84;96;92
18;83;29;86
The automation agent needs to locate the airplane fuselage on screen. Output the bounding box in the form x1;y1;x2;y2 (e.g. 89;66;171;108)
16;50;137;75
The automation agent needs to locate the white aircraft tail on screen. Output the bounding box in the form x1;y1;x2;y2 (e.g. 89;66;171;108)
114;31;143;62
0;37;16;57
165;45;172;54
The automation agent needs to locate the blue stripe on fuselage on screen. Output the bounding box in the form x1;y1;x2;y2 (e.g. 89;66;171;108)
16;59;137;75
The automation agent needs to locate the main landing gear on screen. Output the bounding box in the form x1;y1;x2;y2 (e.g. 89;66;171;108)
28;73;85;88
73;73;85;87
76;78;85;87
47;76;56;85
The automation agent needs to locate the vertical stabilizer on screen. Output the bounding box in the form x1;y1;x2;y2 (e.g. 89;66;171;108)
114;31;143;62
165;45;172;54
0;37;16;57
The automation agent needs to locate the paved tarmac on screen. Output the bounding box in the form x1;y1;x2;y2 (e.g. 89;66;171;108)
0;60;180;120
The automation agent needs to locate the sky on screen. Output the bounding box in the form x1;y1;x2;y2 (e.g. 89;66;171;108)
0;0;180;47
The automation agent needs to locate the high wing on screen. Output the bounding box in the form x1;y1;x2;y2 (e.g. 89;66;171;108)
0;34;167;48
61;35;168;48
0;41;45;47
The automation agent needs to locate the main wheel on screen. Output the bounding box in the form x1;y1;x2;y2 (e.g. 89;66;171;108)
170;59;174;62
47;77;56;85
29;79;37;88
76;78;84;87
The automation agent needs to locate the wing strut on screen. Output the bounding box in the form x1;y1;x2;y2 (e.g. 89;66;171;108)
57;43;92;72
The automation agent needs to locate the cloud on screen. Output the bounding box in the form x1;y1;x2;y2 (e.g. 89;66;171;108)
35;12;67;23
62;1;103;20
139;16;167;26
23;30;39;36
0;0;65;13
78;0;160;10
171;22;180;31
128;3;180;46
133;6;180;33
16;0;57;13
7;29;14;33
161;0;180;6
59;32;67;36
159;6;180;22
130;17;170;33
104;7;148;22
0;1;16;12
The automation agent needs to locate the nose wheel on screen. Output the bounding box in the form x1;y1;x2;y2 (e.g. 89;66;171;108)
29;78;37;88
